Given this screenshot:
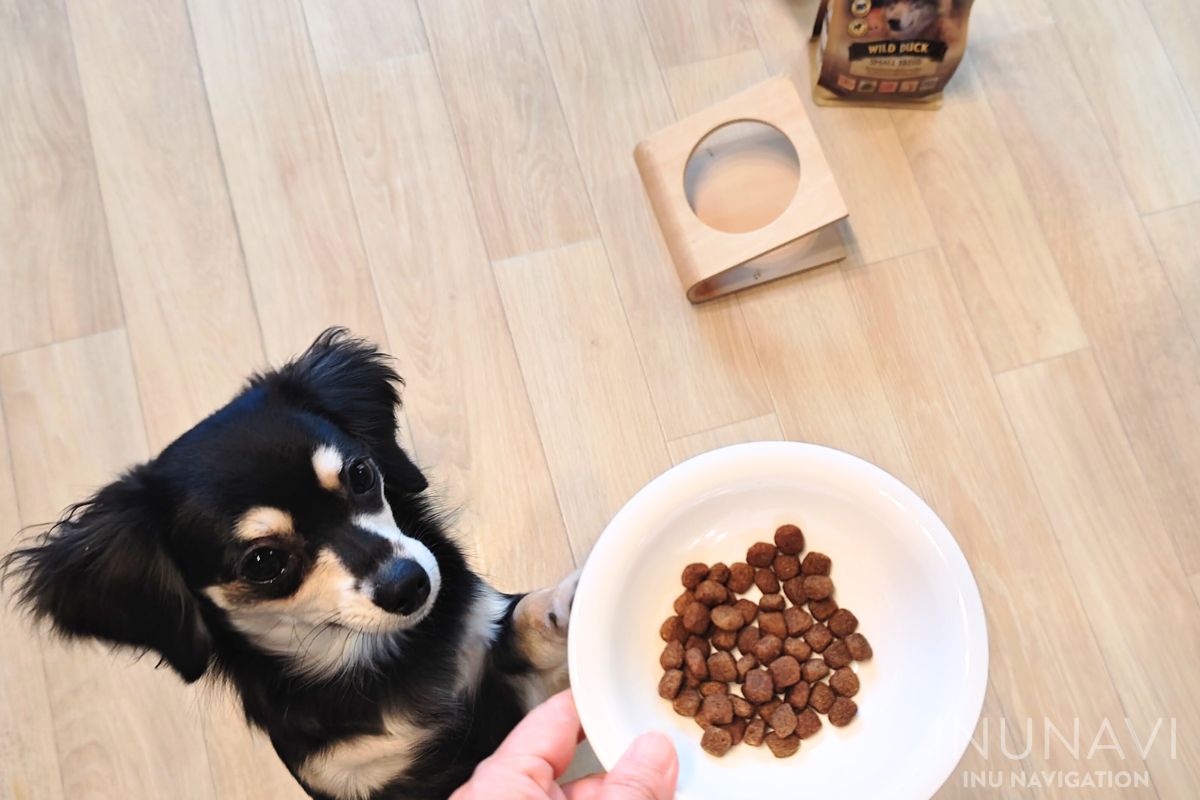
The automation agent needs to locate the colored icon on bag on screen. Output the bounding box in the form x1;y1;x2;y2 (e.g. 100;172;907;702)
848;19;869;36
851;0;871;17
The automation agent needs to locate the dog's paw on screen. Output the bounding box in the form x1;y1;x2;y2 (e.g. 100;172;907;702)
514;568;580;671
544;569;579;638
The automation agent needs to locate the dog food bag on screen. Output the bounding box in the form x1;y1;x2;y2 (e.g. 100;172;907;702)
812;0;975;108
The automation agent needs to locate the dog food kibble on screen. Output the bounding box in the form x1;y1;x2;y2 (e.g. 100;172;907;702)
746;541;777;568
727;562;755;593
828;697;858;727
828;608;859;638
830;667;860;698
658;669;684;699
809;682;835;714
845;633;873;661
765;732;801;758
659;527;872;759
701;725;734;757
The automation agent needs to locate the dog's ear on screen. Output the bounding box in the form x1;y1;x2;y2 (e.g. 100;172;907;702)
269;327;428;495
2;468;212;682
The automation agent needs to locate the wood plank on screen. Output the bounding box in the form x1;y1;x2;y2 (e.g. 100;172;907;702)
493;240;670;557
1043;0;1200;213
891;60;1087;373
0;398;65;800
528;0;772;439
975;25;1200;576
305;0;573;591
997;350;1200;796
417;0;596;260
64;0;266;450
636;0;756;67
743;0;937;265
0;331;216;799
0;0;122;355
845;249;1151;791
1144;202;1200;347
187;0;387;361
666;414;782;464
1141;0;1200;125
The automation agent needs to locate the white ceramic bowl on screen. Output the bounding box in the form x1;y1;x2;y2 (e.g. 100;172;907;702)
568;442;987;799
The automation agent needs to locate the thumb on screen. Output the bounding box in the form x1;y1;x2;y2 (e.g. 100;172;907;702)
601;732;678;800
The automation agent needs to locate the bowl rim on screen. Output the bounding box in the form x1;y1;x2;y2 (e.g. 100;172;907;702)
568;440;989;798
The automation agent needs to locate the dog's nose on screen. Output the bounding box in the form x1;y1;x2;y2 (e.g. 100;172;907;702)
888;18;903;30
372;558;431;615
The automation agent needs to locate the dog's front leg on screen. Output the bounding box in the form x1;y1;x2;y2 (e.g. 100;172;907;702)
506;569;579;707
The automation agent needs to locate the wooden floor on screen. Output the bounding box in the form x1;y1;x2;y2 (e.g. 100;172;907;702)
2;0;1199;797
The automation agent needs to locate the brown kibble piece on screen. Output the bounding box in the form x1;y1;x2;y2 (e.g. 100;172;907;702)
660;640;684;669
700;681;728;696
711;604;745;632
727;562;755;593
708;562;730;584
804;622;833;653
824;639;852;669
769;655;802;689
711;628;737;651
784;606;813;636
801;657;830;683
809;597;838;621
782;576;806;605
758;611;787;638
742;669;774;703
809;682;835;713
699;694;734;725
700;726;733;757
786;681;810;709
774;523;805;555
744;718;766;746
747;541;777;567
694;580;728;607
828;697;858;727
795;708;822;738
685;648;708;680
759;699;782;720
759;592;785;612
772;553;801;581
803;574;834;600
707;651;737;682
723;718;747;746
735;599;758;624
784;637;812;662
660;616;686;643
730;696;753;718
673;590;693;615
828;608;859;638
754;568;780;594
800;551;831;576
685;673;701;689
752;634;783;663
830;667;860;697
769;703;798;737
658;669;683;699
685;634;710;656
683;601;711;635
735;654;757;680
846;632;874;661
766;732;801;758
736;625;761;654
681;563;709;589
673;688;701;716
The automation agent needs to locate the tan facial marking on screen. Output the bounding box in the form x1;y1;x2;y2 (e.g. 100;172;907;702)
234;506;294;542
312;445;344;493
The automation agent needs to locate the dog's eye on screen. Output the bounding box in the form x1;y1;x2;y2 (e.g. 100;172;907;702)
347;459;376;494
239;547;293;584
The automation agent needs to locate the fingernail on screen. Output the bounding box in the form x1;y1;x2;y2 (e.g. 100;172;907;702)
628;732;676;768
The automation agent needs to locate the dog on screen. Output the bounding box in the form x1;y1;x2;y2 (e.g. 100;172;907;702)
3;329;579;800
876;0;944;39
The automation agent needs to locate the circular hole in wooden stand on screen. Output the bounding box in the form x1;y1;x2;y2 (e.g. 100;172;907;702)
683;120;801;234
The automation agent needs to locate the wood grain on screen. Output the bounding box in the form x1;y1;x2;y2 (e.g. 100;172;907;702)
493;240;670;557
997;350;1200;796
529;0;772;438
306;0;572;591
666;414;782;464
845;249;1151;790
891;60;1086;373
637;0;756;67
0;0;122;355
1144;203;1200;348
417;0;596;260
64;0;267;449
1042;0;1200;214
0;331;216;800
975;25;1200;577
188;0;387;361
1141;0;1200;124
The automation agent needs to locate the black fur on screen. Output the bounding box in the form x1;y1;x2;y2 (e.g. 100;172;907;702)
3;329;546;799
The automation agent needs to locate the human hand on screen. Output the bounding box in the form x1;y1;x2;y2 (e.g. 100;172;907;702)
450;690;678;800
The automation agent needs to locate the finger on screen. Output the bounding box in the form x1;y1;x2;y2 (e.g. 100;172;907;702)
492;689;583;780
562;774;605;800
599;732;678;800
